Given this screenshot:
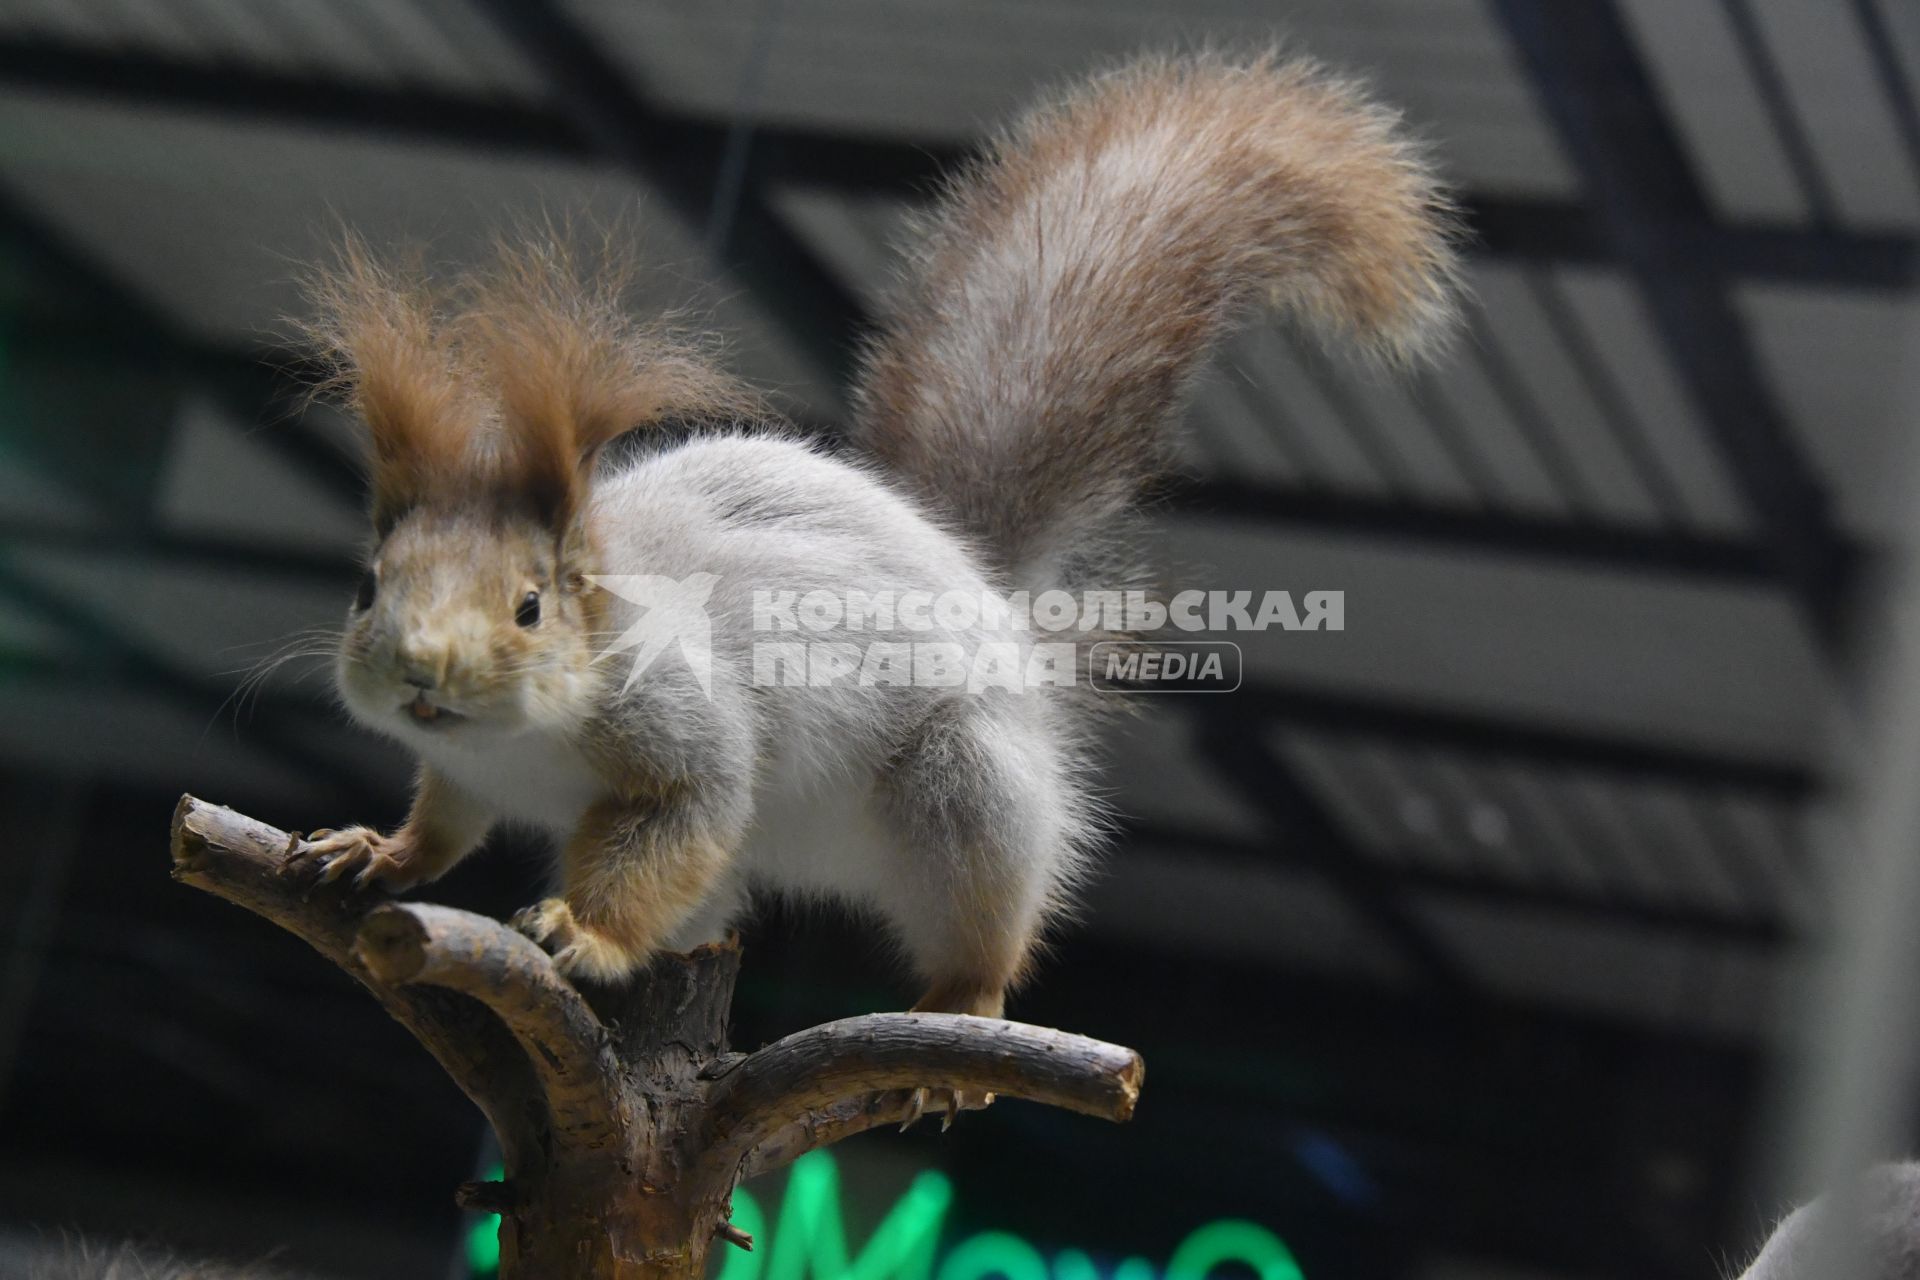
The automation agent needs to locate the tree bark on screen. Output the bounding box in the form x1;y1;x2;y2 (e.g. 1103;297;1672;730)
170;795;1145;1280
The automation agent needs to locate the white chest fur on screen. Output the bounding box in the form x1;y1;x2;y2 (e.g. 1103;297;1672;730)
409;729;604;834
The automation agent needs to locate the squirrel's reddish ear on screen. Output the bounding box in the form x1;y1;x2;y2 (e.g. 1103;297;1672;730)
460;230;759;536
298;237;478;534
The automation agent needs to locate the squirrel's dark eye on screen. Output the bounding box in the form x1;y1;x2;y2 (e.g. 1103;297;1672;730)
354;569;377;611
515;590;541;628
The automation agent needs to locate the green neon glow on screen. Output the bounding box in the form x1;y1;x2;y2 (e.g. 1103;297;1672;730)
1053;1249;1158;1280
1053;1249;1099;1280
764;1150;954;1280
468;1150;1308;1280
466;1163;505;1275
935;1231;1047;1280
1164;1221;1304;1280
466;1216;500;1275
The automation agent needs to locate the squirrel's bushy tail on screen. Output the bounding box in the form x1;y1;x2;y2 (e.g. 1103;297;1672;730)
852;51;1461;588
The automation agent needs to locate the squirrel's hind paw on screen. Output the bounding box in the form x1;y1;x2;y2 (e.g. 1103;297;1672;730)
508;896;574;946
510;897;647;984
895;1086;995;1133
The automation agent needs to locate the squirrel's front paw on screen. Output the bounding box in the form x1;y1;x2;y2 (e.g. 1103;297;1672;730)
282;826;420;892
509;898;647;984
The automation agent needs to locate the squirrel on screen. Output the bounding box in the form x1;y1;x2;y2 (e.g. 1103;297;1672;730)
283;52;1460;1033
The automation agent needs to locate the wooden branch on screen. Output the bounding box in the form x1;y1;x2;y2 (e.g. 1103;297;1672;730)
355;903;629;1151
168;796;543;1159
702;1012;1144;1178
169;795;363;961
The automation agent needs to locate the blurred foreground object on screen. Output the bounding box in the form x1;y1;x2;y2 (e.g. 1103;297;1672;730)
18;1238;283;1278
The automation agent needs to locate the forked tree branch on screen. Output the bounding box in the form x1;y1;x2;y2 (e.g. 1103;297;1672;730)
168;796;545;1161
169;795;1145;1279
354;902;630;1151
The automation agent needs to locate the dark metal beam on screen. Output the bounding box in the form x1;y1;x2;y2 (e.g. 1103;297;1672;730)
1849;0;1920;196
1181;479;1830;584
1197;719;1485;1002
1233;680;1817;799
1720;0;1841;227
1125;822;1789;946
1462;193;1910;289
1490;0;1862;651
0;33;590;159
0;34;1907;291
0;519;355;587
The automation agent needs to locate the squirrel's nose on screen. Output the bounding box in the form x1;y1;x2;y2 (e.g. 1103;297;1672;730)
396;641;446;691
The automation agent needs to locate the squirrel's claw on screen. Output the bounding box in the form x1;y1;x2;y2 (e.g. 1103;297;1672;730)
896;1085;992;1132
352;859;399;890
511;899;650;985
280;830;326;874
898;1088;928;1132
282;826;412;894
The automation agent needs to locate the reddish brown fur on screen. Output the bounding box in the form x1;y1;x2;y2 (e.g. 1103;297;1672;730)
299;226;758;540
508;785;735;983
563;796;732;965
458;231;761;532
297;235;481;532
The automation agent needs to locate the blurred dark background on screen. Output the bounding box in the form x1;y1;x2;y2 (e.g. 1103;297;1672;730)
0;1;1915;1277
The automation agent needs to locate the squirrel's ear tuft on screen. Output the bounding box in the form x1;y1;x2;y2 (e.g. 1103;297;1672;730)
296;236;479;534
459;226;760;532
